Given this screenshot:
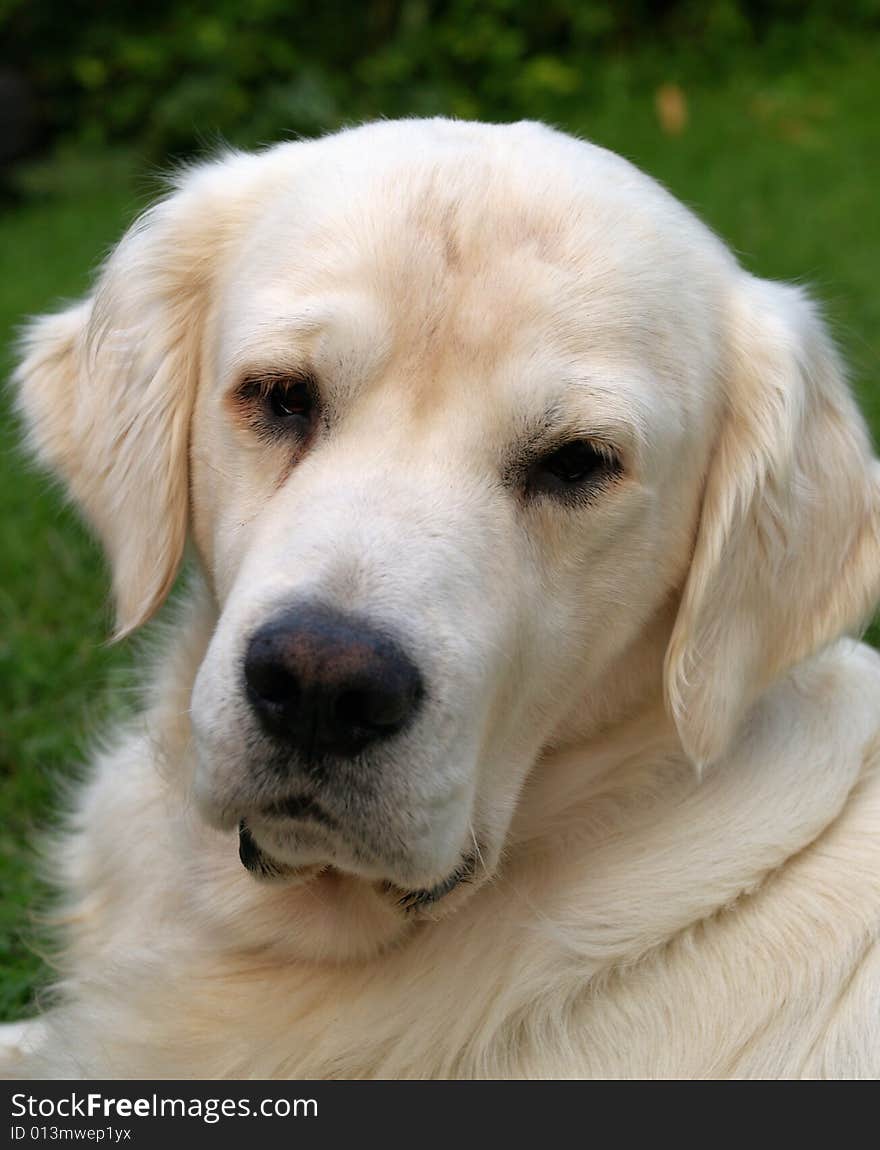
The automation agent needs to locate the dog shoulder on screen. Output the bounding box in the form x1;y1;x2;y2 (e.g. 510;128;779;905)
757;638;880;772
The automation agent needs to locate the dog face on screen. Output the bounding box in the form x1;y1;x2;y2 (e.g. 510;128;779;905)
16;121;880;947
185;127;723;900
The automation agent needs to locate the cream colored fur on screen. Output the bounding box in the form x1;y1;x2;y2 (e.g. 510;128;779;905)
4;118;880;1079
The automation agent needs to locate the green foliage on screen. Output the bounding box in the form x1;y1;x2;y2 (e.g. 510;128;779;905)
3;1;880;159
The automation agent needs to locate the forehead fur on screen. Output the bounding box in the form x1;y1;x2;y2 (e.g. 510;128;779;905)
234;117;727;287
207;118;734;456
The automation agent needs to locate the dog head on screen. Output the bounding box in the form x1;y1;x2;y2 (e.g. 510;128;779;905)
15;120;880;953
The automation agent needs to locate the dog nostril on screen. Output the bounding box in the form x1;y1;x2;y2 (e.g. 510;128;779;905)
243;605;424;758
335;685;415;733
244;651;299;707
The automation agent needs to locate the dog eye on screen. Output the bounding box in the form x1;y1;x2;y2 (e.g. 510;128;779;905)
527;439;620;499
266;377;314;422
233;373;318;438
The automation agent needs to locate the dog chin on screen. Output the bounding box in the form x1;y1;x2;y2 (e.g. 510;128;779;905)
237;820;478;918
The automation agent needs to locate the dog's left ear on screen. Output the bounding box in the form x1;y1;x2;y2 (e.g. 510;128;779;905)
665;276;880;767
14;156;257;638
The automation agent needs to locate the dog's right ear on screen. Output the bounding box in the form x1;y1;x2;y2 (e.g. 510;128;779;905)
14;154;259;638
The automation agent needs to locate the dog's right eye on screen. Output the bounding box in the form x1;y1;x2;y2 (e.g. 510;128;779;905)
266;378;313;422
234;373;318;438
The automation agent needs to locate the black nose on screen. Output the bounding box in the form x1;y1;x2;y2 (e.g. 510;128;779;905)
243;604;423;759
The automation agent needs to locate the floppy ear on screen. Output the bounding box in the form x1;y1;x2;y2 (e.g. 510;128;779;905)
14;157;255;638
665;276;880;767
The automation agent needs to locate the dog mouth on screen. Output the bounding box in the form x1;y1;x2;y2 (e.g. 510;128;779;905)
237;820;476;911
380;855;477;911
238;821;310;880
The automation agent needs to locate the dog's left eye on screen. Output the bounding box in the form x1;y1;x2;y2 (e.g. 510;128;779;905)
526;439;621;499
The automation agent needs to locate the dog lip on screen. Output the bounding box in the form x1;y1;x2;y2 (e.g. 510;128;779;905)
238;820;298;880
262;793;338;829
238;819;478;909
387;853;477;913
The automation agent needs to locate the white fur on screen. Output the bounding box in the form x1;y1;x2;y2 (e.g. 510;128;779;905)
7;118;880;1079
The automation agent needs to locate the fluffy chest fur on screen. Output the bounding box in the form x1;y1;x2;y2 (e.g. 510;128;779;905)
24;633;880;1080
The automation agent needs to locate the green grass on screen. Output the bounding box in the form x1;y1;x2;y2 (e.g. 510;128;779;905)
0;151;158;1018
1;42;879;1020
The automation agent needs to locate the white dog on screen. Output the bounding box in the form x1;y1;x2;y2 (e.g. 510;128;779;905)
4;118;880;1078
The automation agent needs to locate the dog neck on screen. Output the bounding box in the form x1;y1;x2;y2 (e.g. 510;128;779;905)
144;573;869;976
545;596;680;757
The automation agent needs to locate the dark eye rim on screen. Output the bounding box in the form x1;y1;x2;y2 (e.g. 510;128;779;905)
231;371;319;438
524;437;623;501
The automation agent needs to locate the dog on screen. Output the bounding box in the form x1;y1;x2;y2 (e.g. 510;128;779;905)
3;118;880;1078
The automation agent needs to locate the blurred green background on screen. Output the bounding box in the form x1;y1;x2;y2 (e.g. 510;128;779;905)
1;2;879;1021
